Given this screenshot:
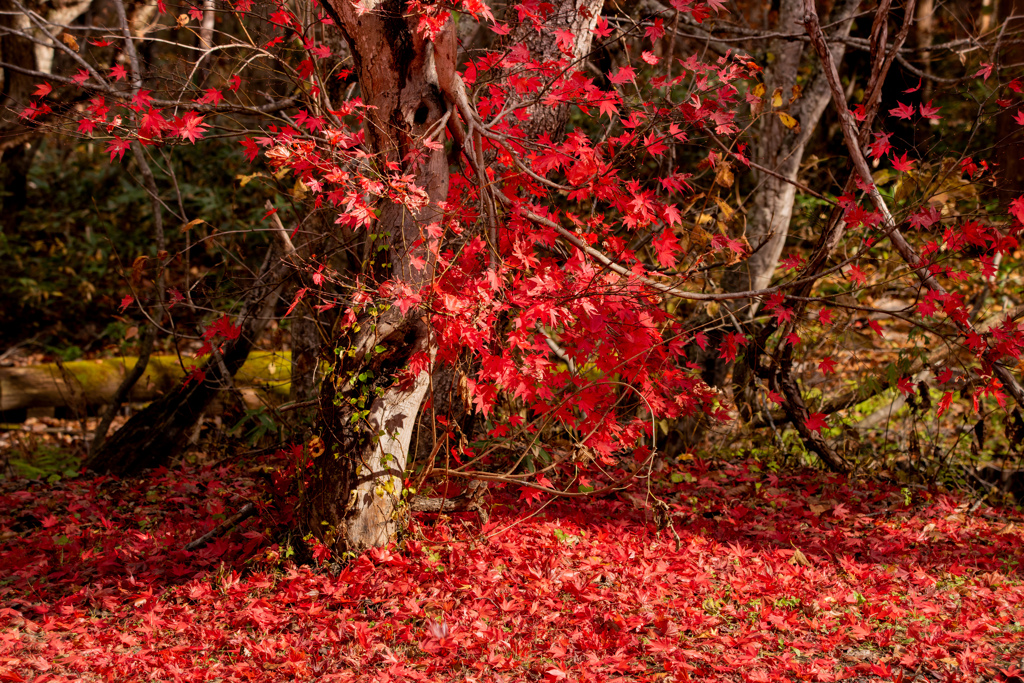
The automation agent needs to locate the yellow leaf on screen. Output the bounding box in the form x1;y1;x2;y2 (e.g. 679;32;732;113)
771;88;783;108
62;33;79;51
180;217;205;233
236;172;265;187
714;161;734;188
790;84;802;103
176;13;190;26
790;547;812;567
776;111;800;132
752;83;766;98
712;196;733;220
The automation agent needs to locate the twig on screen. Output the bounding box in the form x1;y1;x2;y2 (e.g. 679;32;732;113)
185;502;256;551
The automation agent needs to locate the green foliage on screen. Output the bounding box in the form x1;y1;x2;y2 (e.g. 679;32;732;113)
0;136;274;347
2;442;80;483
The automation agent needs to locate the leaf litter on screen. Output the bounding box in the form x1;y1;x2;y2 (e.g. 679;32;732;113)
1;457;1023;682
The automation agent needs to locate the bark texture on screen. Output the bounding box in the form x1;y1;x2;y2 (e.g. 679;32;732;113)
725;0;860;301
499;0;604;142
410;0;605;465
664;0;860;454
0;352;290;412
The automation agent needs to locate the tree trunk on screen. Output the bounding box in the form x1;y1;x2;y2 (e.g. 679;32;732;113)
289;312;320;403
666;0;860;453
287;217;321;405
499;0;604;142
996;0;1024;198
83;337;260;475
300;0;452;554
726;0;860;304
0;352;289;412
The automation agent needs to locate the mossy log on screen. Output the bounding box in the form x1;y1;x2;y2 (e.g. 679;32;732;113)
0;352;291;413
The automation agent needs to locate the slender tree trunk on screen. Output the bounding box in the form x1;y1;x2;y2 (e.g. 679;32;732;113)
996;0;1024;199
499;0;604;142
300;0;452;554
667;0;860;452
916;0;935;99
289;311;319;403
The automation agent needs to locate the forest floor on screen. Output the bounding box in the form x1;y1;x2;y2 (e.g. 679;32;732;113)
1;454;1023;683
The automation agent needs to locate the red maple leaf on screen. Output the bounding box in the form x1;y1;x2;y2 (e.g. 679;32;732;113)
240;137;260;162
919;100;942;119
107;137;131;162
591;17;612;38
204;315;241;341
780;253;804;270
651;229;680;268
198;88;224;105
888;102;915;120
937;390;953;416
132;89;153;109
805;412;828;434
175;112;208;143
866;132;893;160
183;366;207;387
519;486;546;505
891;152;915;172
846;264;866;286
608;66;636;85
1009;196;1024;223
644;18;665;42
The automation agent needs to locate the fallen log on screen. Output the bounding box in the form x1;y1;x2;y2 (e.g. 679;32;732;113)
0;352;291;413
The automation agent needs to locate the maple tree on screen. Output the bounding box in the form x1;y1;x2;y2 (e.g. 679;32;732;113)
4;0;1024;561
